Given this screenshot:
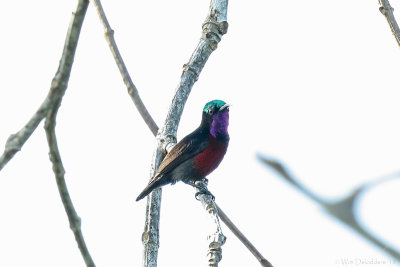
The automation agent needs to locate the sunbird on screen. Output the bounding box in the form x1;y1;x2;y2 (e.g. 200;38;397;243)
136;100;230;201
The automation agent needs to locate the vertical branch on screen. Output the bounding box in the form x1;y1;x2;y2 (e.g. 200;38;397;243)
43;0;95;266
141;1;229;267
45;108;95;267
379;0;400;47
90;0;158;136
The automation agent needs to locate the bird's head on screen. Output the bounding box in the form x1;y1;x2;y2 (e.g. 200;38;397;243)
202;100;230;139
203;100;230;116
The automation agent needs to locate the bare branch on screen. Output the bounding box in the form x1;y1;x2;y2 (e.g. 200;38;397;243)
0;0;89;172
379;0;400;47
0;96;53;171
216;204;273;267
1;0;95;265
42;1;95;266
258;154;400;262
195;181;226;267
90;0;158;136
141;1;229;266
45;112;95;267
39;1;96;266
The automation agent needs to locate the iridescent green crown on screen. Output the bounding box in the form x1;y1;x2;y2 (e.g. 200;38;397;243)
203;100;227;113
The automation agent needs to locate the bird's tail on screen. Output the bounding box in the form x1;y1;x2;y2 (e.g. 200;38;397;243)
136;175;168;201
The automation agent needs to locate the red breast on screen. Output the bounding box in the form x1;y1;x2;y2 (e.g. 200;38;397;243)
194;135;228;177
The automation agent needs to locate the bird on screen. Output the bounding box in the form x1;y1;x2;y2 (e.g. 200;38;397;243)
136;99;230;201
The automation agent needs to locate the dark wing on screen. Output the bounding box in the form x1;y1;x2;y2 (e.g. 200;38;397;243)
136;130;209;201
155;130;209;177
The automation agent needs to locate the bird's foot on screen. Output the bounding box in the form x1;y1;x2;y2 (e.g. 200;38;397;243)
183;179;215;201
201;178;209;185
195;188;215;201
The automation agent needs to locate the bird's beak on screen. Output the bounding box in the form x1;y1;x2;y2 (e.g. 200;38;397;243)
219;103;230;111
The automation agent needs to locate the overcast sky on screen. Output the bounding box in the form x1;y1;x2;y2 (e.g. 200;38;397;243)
1;1;400;267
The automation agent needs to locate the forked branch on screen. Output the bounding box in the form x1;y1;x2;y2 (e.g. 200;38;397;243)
0;0;89;172
1;0;95;266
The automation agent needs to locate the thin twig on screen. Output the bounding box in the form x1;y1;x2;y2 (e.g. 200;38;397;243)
90;0;158;136
216;204;273;267
379;0;400;47
0;94;54;171
141;1;229;266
